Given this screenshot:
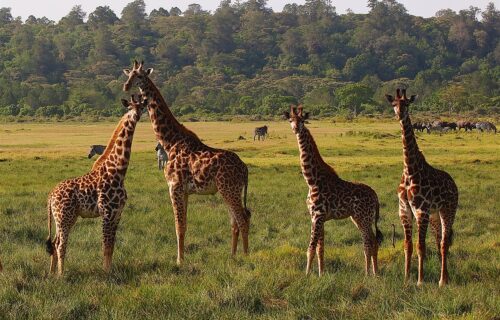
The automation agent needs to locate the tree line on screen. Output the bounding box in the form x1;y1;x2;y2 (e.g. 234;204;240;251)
0;0;498;120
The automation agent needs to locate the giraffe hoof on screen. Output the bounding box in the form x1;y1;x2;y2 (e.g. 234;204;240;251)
417;281;423;287
439;279;447;287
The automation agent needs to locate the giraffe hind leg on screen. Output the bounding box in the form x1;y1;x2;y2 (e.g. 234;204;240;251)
219;185;249;255
439;207;456;287
351;215;375;276
429;211;442;256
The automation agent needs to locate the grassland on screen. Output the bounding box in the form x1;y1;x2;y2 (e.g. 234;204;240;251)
0;118;498;319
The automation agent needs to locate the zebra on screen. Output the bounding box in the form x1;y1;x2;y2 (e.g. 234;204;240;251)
87;145;106;159
476;121;497;133
155;142;168;170
254;125;268;141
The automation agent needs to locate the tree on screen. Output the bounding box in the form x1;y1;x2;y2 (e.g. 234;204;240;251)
170;7;182;16
59;5;86;29
0;7;13;24
88;6;119;29
335;83;374;115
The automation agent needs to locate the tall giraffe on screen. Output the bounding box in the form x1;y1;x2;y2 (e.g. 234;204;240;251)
123;61;250;265
46;95;146;275
284;105;382;276
386;89;458;287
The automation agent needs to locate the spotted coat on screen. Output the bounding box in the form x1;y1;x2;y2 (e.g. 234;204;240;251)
46;96;145;276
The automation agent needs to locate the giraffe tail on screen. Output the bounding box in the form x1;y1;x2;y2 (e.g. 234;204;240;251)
375;202;383;246
243;167;251;218
46;196;54;256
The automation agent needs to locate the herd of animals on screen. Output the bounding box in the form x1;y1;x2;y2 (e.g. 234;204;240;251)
3;60;495;289
412;120;497;133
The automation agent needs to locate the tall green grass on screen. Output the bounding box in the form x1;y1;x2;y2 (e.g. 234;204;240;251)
0;120;498;319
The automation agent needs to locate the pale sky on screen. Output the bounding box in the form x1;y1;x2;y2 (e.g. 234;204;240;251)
0;0;497;22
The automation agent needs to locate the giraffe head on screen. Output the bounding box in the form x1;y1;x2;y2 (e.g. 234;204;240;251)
120;94;148;116
385;88;416;119
283;104;309;134
123;60;153;92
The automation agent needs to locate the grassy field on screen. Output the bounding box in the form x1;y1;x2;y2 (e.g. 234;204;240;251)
0;118;498;319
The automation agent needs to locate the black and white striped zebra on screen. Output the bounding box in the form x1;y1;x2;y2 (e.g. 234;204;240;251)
87;145;106;159
254;125;268;141
155;142;168;170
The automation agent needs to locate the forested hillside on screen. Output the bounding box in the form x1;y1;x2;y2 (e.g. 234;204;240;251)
0;0;498;119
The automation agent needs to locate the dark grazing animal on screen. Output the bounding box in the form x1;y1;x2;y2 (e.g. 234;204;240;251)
413;122;430;133
476;121;497;133
87;145;106;159
457;121;475;131
254;125;268;141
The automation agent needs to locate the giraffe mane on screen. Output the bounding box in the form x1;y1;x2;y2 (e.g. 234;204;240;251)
92;114;127;170
145;77;201;140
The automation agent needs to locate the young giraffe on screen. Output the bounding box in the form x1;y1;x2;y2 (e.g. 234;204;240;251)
284;105;383;276
123;61;250;265
46;95;146;275
386;89;458;287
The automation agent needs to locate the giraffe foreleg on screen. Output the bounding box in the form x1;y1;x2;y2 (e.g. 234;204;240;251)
415;210;430;286
231;217;240;255
398;194;413;283
306;213;324;276
169;184;188;265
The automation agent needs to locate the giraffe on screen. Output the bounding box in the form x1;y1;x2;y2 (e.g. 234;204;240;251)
284;105;383;276
122;60;250;265
45;95;146;275
386;89;458;287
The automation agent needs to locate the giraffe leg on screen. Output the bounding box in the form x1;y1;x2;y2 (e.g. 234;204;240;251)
439;208;455;287
399;198;413;283
55;211;77;276
231;218;240;255
429;211;442;256
50;235;60;274
102;217;121;273
219;183;249;255
169;184;188;265
306;213;324;276
416;210;430;286
351;216;374;276
316;227;325;276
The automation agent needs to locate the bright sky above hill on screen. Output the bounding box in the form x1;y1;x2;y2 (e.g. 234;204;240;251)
0;0;496;21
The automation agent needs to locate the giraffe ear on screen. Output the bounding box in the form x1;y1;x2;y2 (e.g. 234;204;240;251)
123;69;130;76
409;95;417;103
146;68;153;76
282;111;290;120
303;112;310;120
385;94;394;103
121;99;129;108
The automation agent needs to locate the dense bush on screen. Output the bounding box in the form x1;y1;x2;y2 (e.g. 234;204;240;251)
0;0;498;119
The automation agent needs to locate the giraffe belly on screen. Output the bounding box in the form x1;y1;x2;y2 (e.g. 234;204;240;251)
78;209;100;218
187;179;217;195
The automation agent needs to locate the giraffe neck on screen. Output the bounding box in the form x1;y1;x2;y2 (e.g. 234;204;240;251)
296;127;338;187
139;78;201;152
93;109;141;176
399;113;425;176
